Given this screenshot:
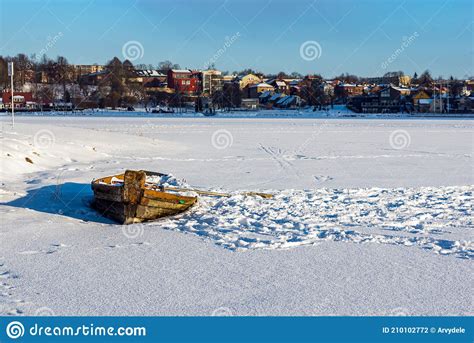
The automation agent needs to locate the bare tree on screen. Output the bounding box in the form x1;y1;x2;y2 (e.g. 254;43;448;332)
418;70;433;87
158;60;180;71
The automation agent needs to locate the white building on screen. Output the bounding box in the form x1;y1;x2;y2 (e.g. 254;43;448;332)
201;69;224;95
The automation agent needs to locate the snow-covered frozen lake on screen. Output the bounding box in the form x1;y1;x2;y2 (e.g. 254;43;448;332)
0;115;473;316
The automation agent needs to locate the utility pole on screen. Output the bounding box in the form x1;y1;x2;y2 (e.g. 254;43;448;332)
441;81;444;113
8;62;14;126
446;81;450;114
209;72;212;96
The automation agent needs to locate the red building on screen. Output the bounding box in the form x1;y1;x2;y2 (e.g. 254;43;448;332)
167;69;200;94
2;90;35;109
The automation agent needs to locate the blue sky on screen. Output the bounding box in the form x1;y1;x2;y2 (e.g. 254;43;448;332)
0;0;472;78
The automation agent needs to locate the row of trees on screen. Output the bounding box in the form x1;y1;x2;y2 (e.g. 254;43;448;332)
0;53;469;110
0;54;182;109
0;53;310;109
1;53;466;87
0;54;72;88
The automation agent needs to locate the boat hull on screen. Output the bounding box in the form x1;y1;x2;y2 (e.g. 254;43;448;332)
91;170;197;224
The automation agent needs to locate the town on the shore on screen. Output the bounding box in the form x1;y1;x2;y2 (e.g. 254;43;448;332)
1;54;473;115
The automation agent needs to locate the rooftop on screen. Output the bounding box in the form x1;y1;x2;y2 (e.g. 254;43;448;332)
136;70;166;77
171;69;192;74
250;83;273;88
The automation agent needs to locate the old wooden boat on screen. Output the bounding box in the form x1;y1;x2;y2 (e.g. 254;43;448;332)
91;170;197;224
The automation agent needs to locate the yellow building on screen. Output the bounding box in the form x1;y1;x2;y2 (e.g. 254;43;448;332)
412;90;431;112
72;64;105;78
239;74;262;89
248;83;274;98
399;75;411;87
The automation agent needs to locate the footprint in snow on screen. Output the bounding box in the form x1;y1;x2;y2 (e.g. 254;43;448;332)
0;268;20;315
107;242;150;249
18;250;42;255
314;175;334;183
50;243;70;248
131;242;151;246
0;271;19;280
6;308;24;315
18;243;70;256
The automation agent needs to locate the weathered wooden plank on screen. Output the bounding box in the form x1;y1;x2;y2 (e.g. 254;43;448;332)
135;204;178;219
93;190;122;202
92;199;127;223
123;170;145;204
142;189;196;203
140;197;191;209
91;183;123;196
124;203;138;221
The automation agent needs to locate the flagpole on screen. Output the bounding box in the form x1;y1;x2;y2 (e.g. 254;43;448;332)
8;62;14;127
